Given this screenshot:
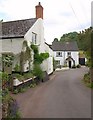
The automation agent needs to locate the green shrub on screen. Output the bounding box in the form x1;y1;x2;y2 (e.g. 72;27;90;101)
0;72;9;81
13;89;19;94
14;64;20;72
12;73;24;82
76;64;81;68
23;72;33;79
30;83;36;88
84;73;90;83
33;64;44;80
83;72;93;88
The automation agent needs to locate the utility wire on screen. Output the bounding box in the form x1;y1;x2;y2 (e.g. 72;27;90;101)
69;2;84;30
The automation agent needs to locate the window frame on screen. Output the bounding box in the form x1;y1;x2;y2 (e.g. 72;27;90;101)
32;32;37;44
56;51;62;57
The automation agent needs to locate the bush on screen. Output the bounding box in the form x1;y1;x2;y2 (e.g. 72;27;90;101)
83;72;93;88
0;72;9;82
33;64;44;80
12;73;24;82
23;72;33;79
14;64;20;72
84;73;90;83
76;64;81;68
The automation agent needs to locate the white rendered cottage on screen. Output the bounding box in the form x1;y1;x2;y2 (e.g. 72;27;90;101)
51;41;79;68
0;2;53;75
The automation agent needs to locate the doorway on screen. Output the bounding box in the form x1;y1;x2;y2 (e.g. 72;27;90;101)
69;61;71;68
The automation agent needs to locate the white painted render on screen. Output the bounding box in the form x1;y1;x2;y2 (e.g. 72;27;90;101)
41;43;53;74
1;38;24;54
1;18;53;74
25;18;53;74
25;18;45;53
53;51;79;67
0;38;24;71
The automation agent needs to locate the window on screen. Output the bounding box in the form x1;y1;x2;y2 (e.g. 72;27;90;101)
56;52;62;57
67;52;71;57
32;32;37;44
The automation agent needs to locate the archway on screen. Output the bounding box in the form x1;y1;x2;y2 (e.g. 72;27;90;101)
65;56;75;68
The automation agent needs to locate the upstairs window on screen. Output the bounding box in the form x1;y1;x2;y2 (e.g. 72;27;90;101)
32;32;37;44
67;52;71;57
56;52;62;57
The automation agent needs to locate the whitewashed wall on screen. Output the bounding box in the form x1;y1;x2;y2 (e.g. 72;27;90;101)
25;18;53;74
0;38;24;71
54;51;79;67
1;38;24;54
25;18;45;53
1;18;53;74
41;43;53;75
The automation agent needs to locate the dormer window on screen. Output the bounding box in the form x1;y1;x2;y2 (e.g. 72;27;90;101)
32;32;37;44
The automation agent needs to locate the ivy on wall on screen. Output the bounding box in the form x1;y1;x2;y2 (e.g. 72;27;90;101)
31;44;49;64
31;44;49;80
20;41;32;73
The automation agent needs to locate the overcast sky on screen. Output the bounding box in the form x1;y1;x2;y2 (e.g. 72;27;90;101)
0;0;92;44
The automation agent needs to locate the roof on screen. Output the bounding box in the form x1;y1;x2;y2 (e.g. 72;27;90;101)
1;18;37;39
51;41;79;51
45;42;52;49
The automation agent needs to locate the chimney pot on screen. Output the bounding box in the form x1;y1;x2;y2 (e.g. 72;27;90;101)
35;2;43;19
39;2;41;5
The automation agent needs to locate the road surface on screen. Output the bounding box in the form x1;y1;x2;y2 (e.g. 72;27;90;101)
13;67;91;118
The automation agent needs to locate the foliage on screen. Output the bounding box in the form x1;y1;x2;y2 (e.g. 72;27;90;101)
78;27;92;67
83;72;93;88
20;41;32;73
31;44;49;64
2;54;14;67
12;73;24;82
76;64;81;68
60;32;78;42
2;88;21;118
54;38;58;42
32;64;44;80
0;72;9;83
23;72;33;79
30;83;36;88
31;44;39;54
14;64;20;72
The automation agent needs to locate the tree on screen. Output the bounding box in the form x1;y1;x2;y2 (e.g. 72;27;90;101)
60;32;78;42
78;27;92;67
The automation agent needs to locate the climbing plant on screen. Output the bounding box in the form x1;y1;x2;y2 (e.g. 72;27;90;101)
2;54;14;67
31;44;49;64
2;53;14;74
31;44;49;80
20;41;32;73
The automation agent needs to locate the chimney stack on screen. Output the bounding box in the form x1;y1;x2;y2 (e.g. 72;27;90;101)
35;2;43;19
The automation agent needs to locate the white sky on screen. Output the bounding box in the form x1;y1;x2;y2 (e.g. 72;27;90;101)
0;0;92;44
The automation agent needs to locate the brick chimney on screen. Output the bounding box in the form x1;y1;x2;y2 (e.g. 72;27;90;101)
35;2;43;19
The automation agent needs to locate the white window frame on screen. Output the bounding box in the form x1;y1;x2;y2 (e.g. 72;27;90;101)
67;52;71;57
56;51;62;57
32;32;37;44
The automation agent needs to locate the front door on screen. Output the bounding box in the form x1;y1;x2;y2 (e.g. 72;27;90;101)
69;61;71;68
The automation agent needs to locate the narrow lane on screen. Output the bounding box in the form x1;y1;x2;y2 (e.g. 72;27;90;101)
13;67;91;118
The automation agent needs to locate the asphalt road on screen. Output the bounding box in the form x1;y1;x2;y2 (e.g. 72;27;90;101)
13;67;91;118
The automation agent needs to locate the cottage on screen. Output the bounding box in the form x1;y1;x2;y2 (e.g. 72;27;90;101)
0;2;53;75
51;41;79;68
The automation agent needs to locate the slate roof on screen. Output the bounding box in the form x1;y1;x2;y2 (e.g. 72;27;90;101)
51;41;79;51
1;18;37;39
